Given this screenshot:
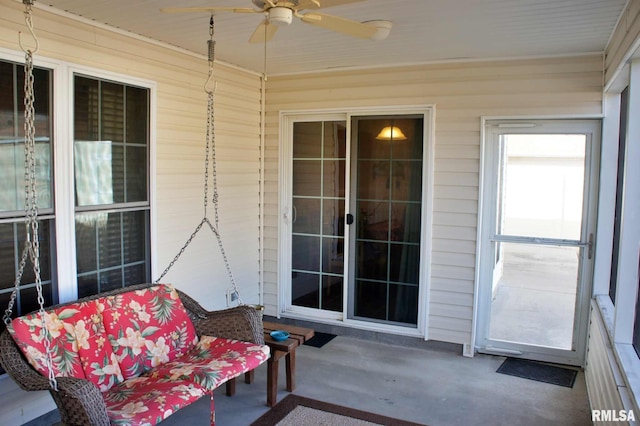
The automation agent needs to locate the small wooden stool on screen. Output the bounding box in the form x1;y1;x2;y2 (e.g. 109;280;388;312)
225;321;314;407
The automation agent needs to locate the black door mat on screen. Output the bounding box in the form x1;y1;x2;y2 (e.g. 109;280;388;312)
496;357;578;388
304;332;337;348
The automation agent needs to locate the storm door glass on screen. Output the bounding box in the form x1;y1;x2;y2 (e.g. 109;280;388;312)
291;121;346;312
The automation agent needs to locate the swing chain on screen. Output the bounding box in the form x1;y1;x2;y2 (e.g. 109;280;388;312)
3;2;58;390
155;218;207;283
155;16;243;306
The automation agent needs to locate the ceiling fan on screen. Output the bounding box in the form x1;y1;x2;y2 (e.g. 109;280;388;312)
161;0;391;43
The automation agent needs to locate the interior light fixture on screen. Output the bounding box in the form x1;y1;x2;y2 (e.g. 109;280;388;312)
376;125;407;141
364;20;393;41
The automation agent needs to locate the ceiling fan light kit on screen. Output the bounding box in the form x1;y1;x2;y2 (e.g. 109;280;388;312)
364;20;392;41
268;7;293;26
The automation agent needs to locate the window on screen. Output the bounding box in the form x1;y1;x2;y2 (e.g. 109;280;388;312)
0;57;154;339
73;75;151;297
0;60;55;331
609;86;629;304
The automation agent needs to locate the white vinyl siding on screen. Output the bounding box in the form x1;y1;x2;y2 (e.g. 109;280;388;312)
263;56;603;346
605;0;640;85
586;301;626;425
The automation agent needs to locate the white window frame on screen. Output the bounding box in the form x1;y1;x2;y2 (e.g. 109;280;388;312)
595;58;640;412
0;47;157;304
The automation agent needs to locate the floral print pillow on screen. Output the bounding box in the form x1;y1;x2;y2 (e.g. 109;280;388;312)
76;308;125;391
100;284;198;380
8;300;124;391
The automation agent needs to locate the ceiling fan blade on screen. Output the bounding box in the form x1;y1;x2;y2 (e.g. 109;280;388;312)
160;7;259;14
295;0;367;11
300;12;378;39
249;20;279;43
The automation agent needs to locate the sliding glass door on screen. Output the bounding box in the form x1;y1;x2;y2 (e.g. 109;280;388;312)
349;117;424;326
285;113;427;330
290;121;346;312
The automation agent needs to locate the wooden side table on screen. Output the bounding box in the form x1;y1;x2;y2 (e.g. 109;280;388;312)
225;321;315;407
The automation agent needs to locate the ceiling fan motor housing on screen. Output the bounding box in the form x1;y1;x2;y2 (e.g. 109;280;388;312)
269;7;293;26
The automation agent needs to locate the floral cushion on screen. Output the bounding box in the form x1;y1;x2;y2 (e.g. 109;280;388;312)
148;336;270;391
99;284;198;380
103;376;206;426
78;312;125;392
7;300;123;391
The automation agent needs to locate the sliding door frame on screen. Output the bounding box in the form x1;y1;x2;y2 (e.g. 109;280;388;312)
278;106;435;339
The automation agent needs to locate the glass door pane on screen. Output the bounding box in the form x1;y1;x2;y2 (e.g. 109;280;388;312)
490;242;578;349
351;117;423;326
490;133;587;351
291;121;346;312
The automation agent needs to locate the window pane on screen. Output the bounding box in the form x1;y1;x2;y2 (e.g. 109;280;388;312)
17;220;52;283
78;274;98;298
101;269;123;293
388;284;418;324
0;62;14;140
292;235;320;272
0;223;15;287
74;76;99;141
124;264;146;286
123;211;146;263
0;220;55;335
322;237;343;275
1;63;52;212
498;134;585;240
101;82;124;143
357;241;387;281
111;144;125;203
99;213;122;269
126;146;147;202
322;275;343;312
355;280;386;320
293;122;322;158
322;198;344;236
126;86;148;145
292;198;320;235
74;141;116;206
323;160;345;198
74;76;148;208
292;271;319;308
75;214;98;273
323;122;345;158
293;160;321;196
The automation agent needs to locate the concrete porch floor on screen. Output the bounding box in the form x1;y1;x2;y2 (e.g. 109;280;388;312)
155;335;591;426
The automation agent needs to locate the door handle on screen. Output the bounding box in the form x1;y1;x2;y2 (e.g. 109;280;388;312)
587;233;594;260
346;213;354;225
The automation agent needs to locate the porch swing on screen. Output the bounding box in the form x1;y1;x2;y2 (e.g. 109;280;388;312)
0;5;269;426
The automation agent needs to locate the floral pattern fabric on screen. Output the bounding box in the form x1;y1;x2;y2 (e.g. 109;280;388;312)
149;336;270;391
8;300;124;391
100;284;199;380
103;376;206;426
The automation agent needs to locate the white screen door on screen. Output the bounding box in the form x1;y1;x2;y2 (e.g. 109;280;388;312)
477;119;600;366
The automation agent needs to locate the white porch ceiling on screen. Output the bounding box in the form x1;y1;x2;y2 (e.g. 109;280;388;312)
37;0;627;75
